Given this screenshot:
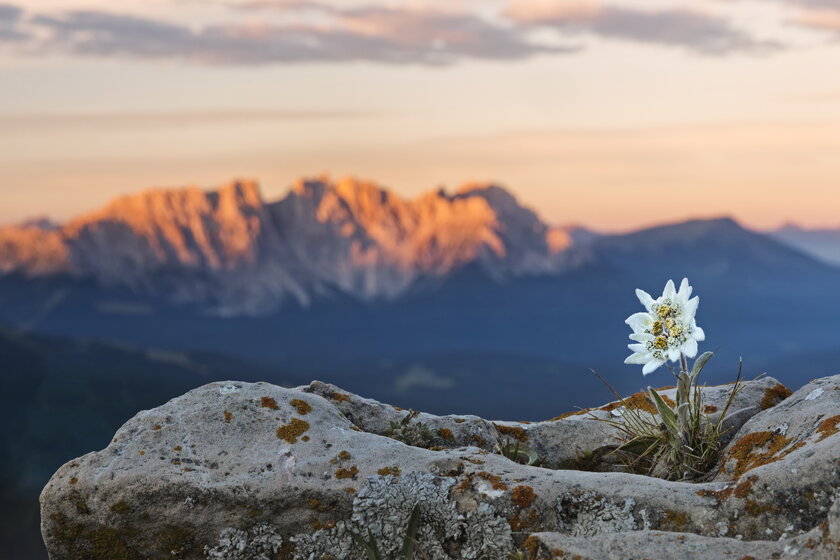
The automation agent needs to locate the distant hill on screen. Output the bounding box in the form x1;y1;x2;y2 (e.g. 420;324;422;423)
0;326;302;559
769;224;840;266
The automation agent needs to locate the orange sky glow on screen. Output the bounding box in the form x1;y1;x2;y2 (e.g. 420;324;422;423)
2;0;840;231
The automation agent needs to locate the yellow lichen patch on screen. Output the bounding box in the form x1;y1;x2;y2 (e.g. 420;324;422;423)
454;418;466;423
260;396;280;410
337;450;351;461
173;446;182;452
345;487;356;494
661;510;689;531
223;411;233;423
138;451;145;456
476;471;508;491
301;436;310;442
276;418;310;443
69;477;78;485
329;392;351;403
152;424;162;431
760;384;793;410
509;508;539;532
110;500;131;515
335;466;359;479
290;399;313;415
470;434;487;447
744;499;778;516
464;457;485;465
391;405;403;411
511;485;536;508
377;466;401;476
494;423;528;442
816;414;840;442
521;535;541;557
438;428;455;442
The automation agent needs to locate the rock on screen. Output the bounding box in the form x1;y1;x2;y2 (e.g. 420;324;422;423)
40;376;839;560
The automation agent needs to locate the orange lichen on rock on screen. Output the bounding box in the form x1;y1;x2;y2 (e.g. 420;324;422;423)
329;392;351;403
152;424;162;431
276;418;310;443
724;431;803;478
335;466;359;479
511;485;536;508
223;411;233;423
703;405;718;414
260;396;280;410
816;414;840;442
290;399;313;415
600;391;675;414
733;475;758;499
438;428;455;442
337;450;351;461
69;477;78;485
476;471;508;491
548;408;593;421
377;466;401;476
760;384;793;410
494;423;528;442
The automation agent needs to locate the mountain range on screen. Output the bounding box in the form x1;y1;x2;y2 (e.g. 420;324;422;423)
0;178;588;315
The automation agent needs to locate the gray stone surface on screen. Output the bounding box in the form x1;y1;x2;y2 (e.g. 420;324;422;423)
39;375;840;560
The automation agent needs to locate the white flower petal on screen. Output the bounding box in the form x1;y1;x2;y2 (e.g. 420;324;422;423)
625;353;650;365
642;359;664;375
630;332;654;342
684;296;699;317
625;312;653;332
628;343;647;353
667;347;680;362
635;289;655;311
682;338;698;358
677;277;692;301
692;325;705;342
663;279;676;299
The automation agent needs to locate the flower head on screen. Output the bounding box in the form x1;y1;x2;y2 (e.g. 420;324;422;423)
624;278;705;375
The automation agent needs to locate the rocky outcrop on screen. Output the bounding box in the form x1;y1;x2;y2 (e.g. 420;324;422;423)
40;375;840;559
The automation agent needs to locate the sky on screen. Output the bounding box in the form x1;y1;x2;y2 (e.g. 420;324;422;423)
2;0;840;231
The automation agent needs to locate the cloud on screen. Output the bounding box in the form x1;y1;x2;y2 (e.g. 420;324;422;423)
5;4;570;65
505;0;781;54
0;109;373;133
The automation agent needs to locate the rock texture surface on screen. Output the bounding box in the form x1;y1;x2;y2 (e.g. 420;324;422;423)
40;376;840;559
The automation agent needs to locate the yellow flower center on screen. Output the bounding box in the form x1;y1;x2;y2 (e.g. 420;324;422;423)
657;305;672;319
651;321;664;336
654;336;668;350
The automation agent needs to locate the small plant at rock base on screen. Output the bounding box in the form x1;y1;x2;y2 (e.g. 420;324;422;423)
386;410;435;449
606;278;746;481
495;438;538;466
348;504;424;560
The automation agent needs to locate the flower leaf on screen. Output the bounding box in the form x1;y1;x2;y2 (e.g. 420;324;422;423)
648;388;679;440
690;351;714;378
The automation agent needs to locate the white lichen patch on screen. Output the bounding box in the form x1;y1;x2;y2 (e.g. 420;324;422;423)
556;491;641;537
292;472;513;560
219;384;241;395
461;503;514;559
204;523;283;560
805;388;824;401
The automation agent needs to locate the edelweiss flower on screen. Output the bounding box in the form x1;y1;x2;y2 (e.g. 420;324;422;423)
624;278;705;375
